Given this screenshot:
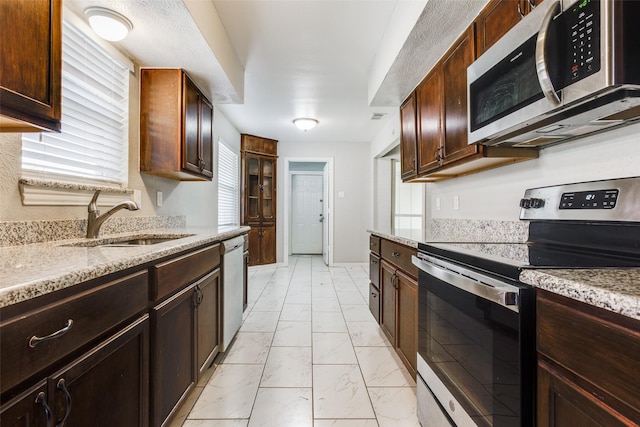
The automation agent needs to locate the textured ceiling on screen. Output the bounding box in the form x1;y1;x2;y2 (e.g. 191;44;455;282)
64;0;490;145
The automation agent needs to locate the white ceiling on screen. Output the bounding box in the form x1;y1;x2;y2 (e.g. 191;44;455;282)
65;0;488;146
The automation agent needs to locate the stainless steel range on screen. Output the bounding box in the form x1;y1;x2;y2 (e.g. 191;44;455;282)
412;177;640;427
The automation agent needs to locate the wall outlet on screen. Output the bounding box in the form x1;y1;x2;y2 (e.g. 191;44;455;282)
156;191;163;207
338;191;345;198
453;195;459;210
436;197;441;211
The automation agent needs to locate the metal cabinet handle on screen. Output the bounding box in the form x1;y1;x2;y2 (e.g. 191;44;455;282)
517;1;525;18
194;285;204;306
528;0;536;10
536;1;562;105
412;255;520;312
29;319;74;348
391;251;400;258
35;392;53;427
56;379;72;427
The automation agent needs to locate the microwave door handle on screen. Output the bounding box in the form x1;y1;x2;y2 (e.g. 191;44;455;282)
412;255;520;312
535;0;561;105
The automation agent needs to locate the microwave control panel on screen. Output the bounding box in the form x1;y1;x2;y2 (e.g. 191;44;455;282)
566;0;601;82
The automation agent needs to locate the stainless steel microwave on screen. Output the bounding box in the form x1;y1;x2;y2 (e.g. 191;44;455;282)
467;0;640;148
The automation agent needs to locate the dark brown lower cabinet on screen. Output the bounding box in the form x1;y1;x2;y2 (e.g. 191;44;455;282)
248;226;276;266
243;250;249;310
1;316;149;427
196;269;221;378
369;283;380;324
152;283;197;427
378;250;418;377
396;269;417;374
537;290;640;426
380;260;397;344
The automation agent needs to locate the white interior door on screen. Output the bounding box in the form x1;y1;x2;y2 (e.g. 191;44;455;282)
291;174;323;254
322;163;329;265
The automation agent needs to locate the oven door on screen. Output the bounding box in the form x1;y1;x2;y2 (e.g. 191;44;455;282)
412;255;535;427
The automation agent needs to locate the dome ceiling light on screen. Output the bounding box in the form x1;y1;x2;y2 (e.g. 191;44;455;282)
293;118;318;131
85;7;133;42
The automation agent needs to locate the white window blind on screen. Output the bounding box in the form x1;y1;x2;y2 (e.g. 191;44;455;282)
218;141;239;226
22;20;129;187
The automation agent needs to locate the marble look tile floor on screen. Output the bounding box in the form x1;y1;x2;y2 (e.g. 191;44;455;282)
171;255;419;427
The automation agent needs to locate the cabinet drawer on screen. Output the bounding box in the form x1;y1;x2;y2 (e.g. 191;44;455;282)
153;244;220;301
0;270;148;395
369;253;380;288
369;235;381;255
537;291;640;413
380;240;417;278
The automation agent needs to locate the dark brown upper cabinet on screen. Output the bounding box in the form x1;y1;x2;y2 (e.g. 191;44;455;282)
476;0;543;56
0;0;62;132
140;68;214;181
400;92;418;180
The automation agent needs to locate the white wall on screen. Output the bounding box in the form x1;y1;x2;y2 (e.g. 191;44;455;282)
428;122;640;221
278;140;372;264
0;66;239;228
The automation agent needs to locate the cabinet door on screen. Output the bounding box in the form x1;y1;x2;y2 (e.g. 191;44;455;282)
196;269;220;379
380;260;397;345
50;316;149;427
199;96;214;178
0;0;61;132
261;157;276;222
244;154;262;223
152;284;197;427
0;381;50;427
416;67;443;174
400;92;418;180
248;227;262;266
396;270;417;376
261;226;277;265
369;283;380;324
183;77;201;175
475;0;526;56
441;25;479;165
537;361;636;426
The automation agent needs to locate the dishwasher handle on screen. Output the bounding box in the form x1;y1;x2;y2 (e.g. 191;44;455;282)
412;255;520;312
221;235;246;254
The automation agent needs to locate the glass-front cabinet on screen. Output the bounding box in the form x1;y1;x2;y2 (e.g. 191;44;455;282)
243;153;276;224
241;134;278;266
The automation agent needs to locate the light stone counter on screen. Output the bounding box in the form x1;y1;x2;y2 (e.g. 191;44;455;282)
0;226;250;308
368;230;421;249
520;269;640;321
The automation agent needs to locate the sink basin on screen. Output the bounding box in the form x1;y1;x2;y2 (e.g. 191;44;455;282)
102;238;180;246
60;234;195;247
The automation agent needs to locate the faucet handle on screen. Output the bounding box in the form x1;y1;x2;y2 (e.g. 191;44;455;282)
88;190;101;213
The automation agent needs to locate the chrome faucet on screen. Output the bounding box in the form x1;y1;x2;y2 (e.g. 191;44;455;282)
86;190;139;238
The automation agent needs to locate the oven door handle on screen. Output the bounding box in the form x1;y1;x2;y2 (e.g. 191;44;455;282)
412;255;520;312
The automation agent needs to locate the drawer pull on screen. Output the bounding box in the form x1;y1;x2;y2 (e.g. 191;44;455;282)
29;319;74;348
391;251;400;258
35;392;53;427
56;379;72;427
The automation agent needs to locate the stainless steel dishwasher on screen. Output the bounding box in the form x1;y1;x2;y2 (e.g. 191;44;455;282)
220;235;245;352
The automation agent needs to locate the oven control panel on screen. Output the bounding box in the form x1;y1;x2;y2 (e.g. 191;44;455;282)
559;189;618;209
520;176;640;221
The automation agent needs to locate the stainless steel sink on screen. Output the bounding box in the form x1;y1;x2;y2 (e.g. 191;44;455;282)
60;234;195;247
102;238;180;246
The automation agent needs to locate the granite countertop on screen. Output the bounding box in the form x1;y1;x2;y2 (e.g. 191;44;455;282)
0;226;250;309
368;230;421;249
520;269;640;321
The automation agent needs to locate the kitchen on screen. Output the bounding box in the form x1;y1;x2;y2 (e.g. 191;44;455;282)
1;0;640;426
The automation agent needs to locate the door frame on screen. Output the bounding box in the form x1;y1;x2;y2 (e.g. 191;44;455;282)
283;157;334;267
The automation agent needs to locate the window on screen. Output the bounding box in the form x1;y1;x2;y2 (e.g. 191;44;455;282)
22;20;129;187
218;141;239;226
392;159;424;240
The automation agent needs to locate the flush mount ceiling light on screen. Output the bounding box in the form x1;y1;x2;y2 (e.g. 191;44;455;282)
293;118;318;131
85;7;133;42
